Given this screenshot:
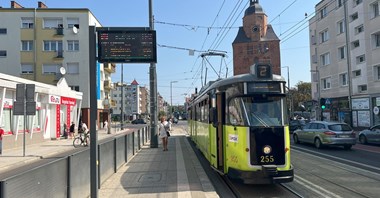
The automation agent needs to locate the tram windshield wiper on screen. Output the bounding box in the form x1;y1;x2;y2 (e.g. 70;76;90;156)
251;113;270;127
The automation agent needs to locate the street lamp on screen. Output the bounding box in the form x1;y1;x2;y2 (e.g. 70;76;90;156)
281;66;290;89
103;96;111;134
282;66;292;118
170;81;178;118
310;70;321;120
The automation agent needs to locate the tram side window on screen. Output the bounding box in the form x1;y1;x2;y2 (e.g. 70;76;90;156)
228;98;244;125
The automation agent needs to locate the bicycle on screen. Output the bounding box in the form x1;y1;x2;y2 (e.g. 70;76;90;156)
73;131;90;147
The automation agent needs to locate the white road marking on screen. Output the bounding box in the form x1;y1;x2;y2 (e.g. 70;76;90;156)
176;138;192;197
294;175;343;198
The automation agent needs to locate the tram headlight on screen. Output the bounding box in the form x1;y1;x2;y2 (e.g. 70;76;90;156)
263;145;272;154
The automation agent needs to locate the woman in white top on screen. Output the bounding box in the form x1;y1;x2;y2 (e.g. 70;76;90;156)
158;116;169;151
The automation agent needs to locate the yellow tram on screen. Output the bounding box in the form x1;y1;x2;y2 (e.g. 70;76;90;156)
188;64;294;184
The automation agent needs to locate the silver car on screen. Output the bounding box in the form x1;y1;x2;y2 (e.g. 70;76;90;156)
358;125;380;145
293;121;356;150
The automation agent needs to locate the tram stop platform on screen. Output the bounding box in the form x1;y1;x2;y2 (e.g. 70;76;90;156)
0;125;220;198
98;126;219;198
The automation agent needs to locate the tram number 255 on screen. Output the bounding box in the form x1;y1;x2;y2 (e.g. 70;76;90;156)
260;155;274;163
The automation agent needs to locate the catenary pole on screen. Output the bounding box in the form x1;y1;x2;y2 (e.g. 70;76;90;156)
149;0;158;148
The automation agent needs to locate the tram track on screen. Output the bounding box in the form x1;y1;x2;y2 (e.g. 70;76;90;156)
290;148;380;197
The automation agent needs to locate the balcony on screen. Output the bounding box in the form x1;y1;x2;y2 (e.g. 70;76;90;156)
56;27;64;36
55;50;64;59
104;63;116;73
104;80;114;90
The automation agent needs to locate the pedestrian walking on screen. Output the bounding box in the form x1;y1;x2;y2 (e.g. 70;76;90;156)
69;122;75;139
0;127;4;155
62;123;67;138
103;120;108;131
158;116;169;151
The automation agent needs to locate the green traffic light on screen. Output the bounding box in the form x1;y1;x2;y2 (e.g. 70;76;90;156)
321;105;326;109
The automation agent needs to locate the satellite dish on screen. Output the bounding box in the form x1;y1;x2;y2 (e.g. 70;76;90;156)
72;26;78;34
60;67;66;75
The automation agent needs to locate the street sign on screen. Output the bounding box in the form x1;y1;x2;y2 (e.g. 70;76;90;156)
325;98;331;105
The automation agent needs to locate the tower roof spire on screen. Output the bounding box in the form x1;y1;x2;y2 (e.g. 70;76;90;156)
245;0;264;16
250;0;259;6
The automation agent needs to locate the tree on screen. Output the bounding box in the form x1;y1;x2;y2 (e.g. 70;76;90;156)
158;111;167;119
289;81;312;112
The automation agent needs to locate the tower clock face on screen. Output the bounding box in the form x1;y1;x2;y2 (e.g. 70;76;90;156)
252;25;259;32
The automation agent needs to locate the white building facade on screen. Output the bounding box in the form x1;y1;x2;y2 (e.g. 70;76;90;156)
309;0;380;127
0;72;83;150
111;80;143;120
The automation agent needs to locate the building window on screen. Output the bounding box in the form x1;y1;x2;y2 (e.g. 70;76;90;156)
353;69;361;77
337;20;345;34
322;77;331;90
21;18;34;29
337;0;343;7
350;12;358;22
0;50;6;57
320;29;329;43
21;40;33;51
69;86;80;91
339;73;348;86
320;52;330;66
320;7;327;19
21;64;34;74
43;40;63;51
43;18;63;29
352;40;360;48
67;40;79;51
338;46;346;60
370;1;379;19
355;25;364;35
42;64;60;74
356;54;365;64
358;85;367;93
0;28;6;34
67;63;79;74
374;65;380;80
372;31;380;48
67;18;80;29
354;0;362;6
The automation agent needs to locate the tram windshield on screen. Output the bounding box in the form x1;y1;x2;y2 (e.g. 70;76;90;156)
228;96;284;127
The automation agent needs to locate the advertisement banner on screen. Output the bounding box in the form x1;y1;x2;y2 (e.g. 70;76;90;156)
61;96;76;106
49;95;61;104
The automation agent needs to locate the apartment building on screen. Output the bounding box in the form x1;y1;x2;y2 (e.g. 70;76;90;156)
111;80;150;120
309;0;380;127
0;1;116;128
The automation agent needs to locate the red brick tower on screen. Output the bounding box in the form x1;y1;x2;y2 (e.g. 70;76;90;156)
232;0;281;76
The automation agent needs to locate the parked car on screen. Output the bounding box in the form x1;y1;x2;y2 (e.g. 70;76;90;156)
172;117;178;124
167;117;178;124
293;121;356;149
289;119;307;133
131;119;146;124
358;124;380;145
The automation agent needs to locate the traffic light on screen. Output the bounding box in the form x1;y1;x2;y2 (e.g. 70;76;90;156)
320;98;326;110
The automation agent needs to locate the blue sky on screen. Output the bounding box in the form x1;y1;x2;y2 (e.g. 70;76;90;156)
2;0;321;105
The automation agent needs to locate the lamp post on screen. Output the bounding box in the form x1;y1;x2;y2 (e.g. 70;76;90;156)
310;70;321;120
282;66;292;118
170;81;178;118
103;97;111;134
121;63;124;130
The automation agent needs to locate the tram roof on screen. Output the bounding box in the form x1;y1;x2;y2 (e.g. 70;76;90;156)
197;72;285;97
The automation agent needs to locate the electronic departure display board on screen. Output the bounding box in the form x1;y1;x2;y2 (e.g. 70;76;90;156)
97;27;157;63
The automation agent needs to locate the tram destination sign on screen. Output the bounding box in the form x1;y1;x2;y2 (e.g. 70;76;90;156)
247;82;282;93
97;27;157;63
